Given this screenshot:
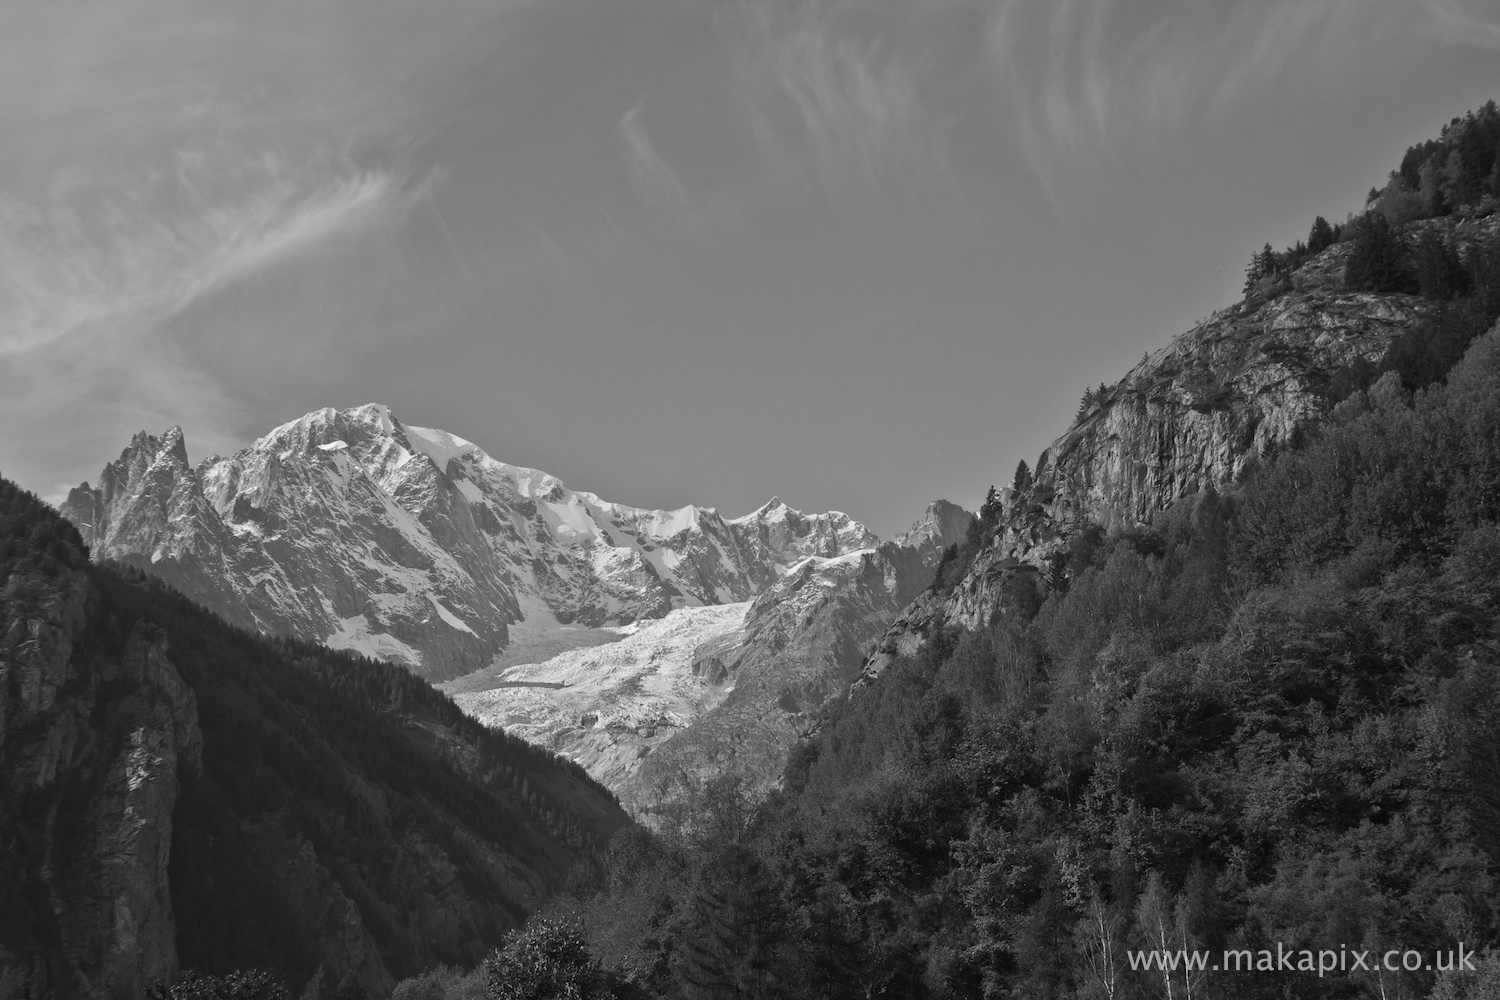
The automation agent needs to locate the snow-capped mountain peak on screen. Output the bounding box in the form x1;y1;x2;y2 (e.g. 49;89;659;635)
62;404;882;681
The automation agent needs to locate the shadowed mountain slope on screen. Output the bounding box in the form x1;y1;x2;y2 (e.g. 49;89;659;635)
0;476;628;1000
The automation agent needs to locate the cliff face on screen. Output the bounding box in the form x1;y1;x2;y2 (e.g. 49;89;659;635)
859;235;1449;681
101;565;630;997
1035;243;1424;530
1;503;200;1000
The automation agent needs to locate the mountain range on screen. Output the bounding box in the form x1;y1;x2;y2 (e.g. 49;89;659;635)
61;406;878;680
58;407;970;810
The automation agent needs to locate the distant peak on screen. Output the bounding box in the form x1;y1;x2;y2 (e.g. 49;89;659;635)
926;498;971;521
258;403;412;456
161;426;190;467
348;402;397;432
121;426;189;468
895;498;973;550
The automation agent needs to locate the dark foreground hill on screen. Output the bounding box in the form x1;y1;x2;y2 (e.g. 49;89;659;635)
0;478;628;1000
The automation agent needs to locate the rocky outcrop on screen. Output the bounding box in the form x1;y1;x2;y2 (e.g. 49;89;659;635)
61;407;878;682
858;230;1464;682
1;522;200;1000
1036;246;1422;530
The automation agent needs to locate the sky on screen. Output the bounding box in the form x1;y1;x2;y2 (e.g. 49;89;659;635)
2;0;1499;539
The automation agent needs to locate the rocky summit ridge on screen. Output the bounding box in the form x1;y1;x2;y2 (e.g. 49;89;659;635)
61;404;878;683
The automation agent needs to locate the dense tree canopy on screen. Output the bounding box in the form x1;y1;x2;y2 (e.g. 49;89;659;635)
374;103;1500;1000
467;323;1500;1000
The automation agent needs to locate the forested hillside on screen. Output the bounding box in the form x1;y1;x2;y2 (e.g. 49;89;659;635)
455;104;1500;1000
543;327;1500;1000
0;479;628;1000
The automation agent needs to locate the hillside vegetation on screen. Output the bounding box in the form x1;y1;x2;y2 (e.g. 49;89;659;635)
543;327;1500;1000
476;104;1500;1000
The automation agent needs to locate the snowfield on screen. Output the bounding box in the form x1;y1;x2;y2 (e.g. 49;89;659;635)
449;603;750;805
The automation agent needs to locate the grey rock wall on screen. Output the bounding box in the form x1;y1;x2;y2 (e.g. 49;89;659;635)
1;563;200;1000
857;234;1454;683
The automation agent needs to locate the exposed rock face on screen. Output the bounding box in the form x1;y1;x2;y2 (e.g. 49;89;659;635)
453;500;974;814
61;406;877;682
860;237;1445;682
1;537;200;999
1040;244;1425;530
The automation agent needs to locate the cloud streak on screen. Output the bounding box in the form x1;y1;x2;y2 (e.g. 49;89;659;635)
0;0;525;500
0;124;421;505
986;0;1414;203
0;156;415;358
1424;0;1500;51
620;104;689;210
732;1;948;203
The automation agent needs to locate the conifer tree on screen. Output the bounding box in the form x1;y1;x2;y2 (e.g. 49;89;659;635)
980;486;1002;528
1414;229;1471;300
674;845;790;1000
1345;214;1417;293
1243;249;1264;295
1244;243;1280;295
1261;242;1278;271
1012;460;1032;495
1308;216;1336;256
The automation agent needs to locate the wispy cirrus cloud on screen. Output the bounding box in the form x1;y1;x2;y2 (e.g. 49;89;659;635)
986;0;1411;202
619;104;689;211
0;0;521;501
0;155;419;359
731;1;950;203
1424;0;1500;51
0;144;422;497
